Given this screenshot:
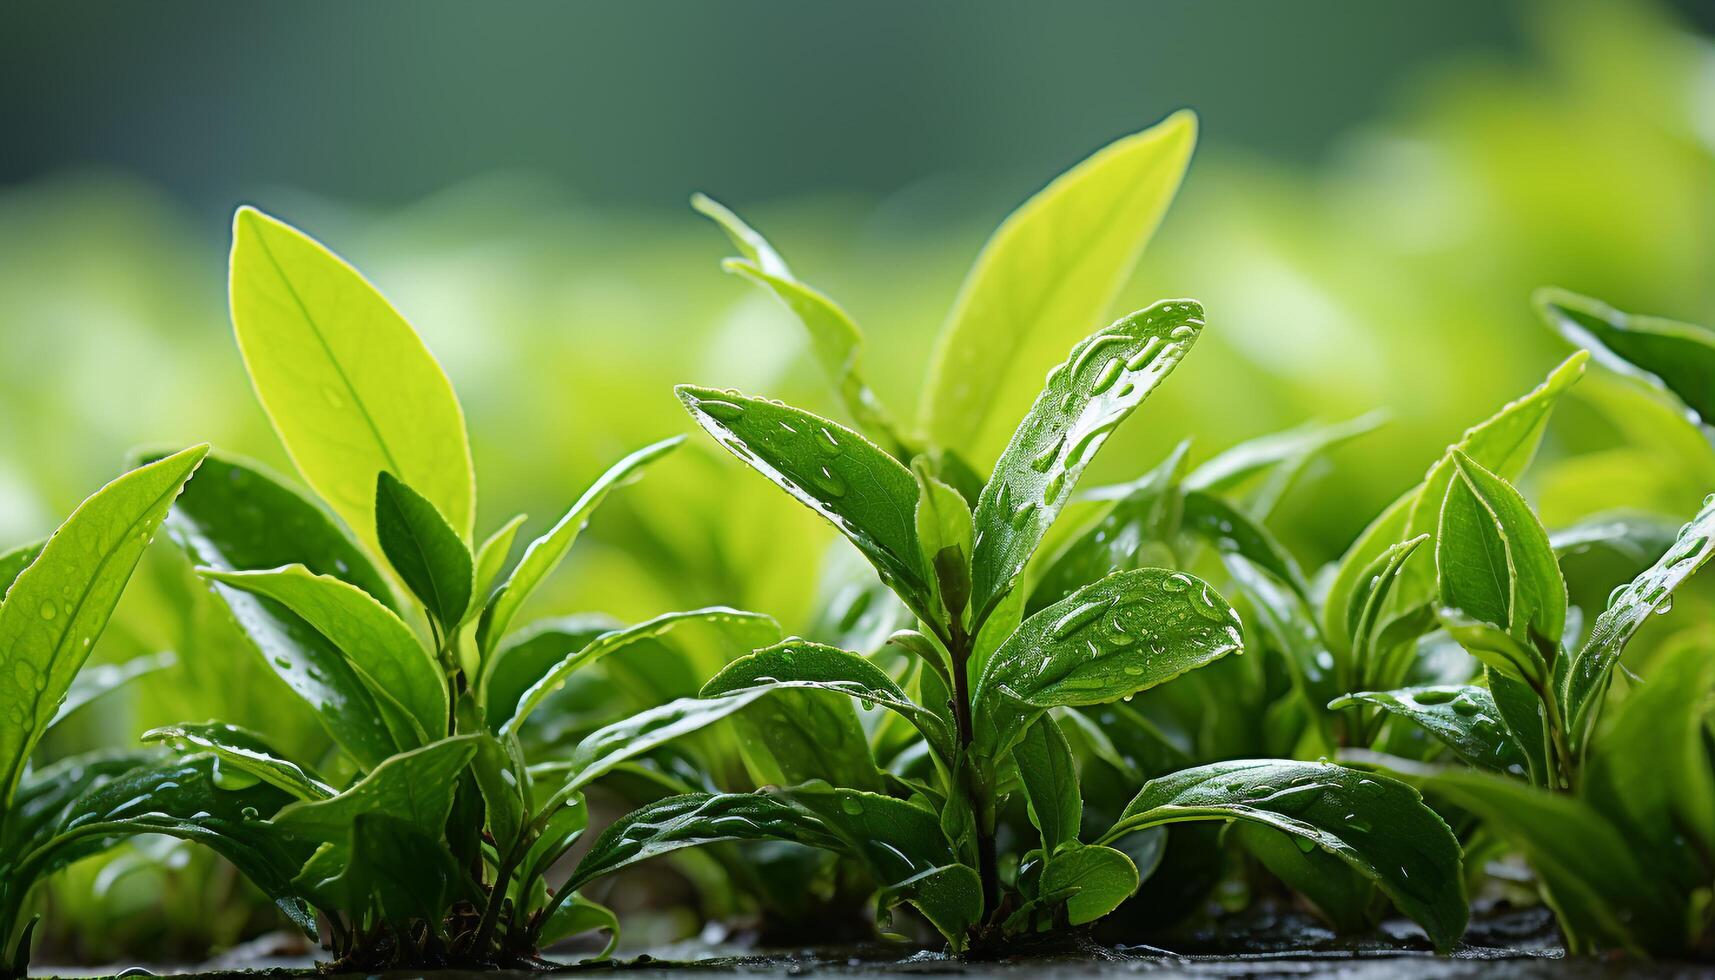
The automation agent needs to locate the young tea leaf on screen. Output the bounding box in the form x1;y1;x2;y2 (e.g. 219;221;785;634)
469;513;527;618
375;471;472;631
922;111;1196;461
1449;453;1566;646
1536;287;1715;426
1014;715;1081;852
271;735;478;850
968;300;1205;624
229;207;475;552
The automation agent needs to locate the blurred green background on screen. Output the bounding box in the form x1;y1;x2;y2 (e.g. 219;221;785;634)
2;0;1713;959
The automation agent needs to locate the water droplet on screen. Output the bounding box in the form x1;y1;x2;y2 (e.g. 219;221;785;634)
1050;598;1112;640
38;601;57;620
1450;694;1479;716
1161;573;1192;594
1125;338;1162;371
1010;500;1038;530
1293;835;1317;854
1169;324;1196;341
814;428;841;455
840;797;864;816
240;806;260;821
1654;594;1673;615
1071;333;1128;374
1607;583;1628;608
810;465;848;499
698;398;746;422
1029;434;1064;473
1089;357;1124;395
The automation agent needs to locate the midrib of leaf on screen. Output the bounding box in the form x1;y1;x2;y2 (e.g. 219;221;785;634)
1;476;184;799
250;229;404;480
943;176;1157;447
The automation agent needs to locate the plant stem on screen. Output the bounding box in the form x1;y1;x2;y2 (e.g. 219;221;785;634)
470;846;522;960
944;618;1001;924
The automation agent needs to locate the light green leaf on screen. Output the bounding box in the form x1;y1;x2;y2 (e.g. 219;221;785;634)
1435;472;1546;686
47;651;175;733
1537;287;1715;426
271;735;477;847
922;110;1196;461
479;436;682;657
968;300;1205;625
912;458;974;626
1038;843;1138;925
199;564;446;746
500;606;777;735
1328;687;1528;776
1014;715;1081;852
375;471;472;632
143;722;335;800
1485;668;1551;787
1184;411;1386;497
974;568;1241;762
1449;452;1566;647
539;892;619;958
469;513;527;619
229;206;475;552
0;445;208;803
678;386;933;614
1102;759;1467;951
1345;535;1428;688
694;194;907;454
480;613;619;733
0;541;44;599
1563;491;1715;745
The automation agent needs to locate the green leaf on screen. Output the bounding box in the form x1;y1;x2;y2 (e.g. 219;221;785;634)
1101;759;1467;951
199;565;445;746
1536;287;1715;426
877;864;982;952
1449;452;1567;647
143;722;335;800
1425;767;1675;954
272;735;477;851
3;750;154;856
1221;558;1341;719
922;110;1196;461
161;452;406;770
1433;470;1550;686
1328;687;1528;776
779;782;959;887
478;613;619;731
479;436;682;657
0;444;208;803
912;458;973;626
1345;535;1428;688
1232;822;1376;935
1014;716;1081;852
47;651;175;733
733;690;882;795
539;892;619;957
1563;491;1715;745
1184;411;1386;498
499;606;777;735
457;695;525;852
967;300;1205;624
1322;353;1586;653
1038;843;1138;925
229;207;475;552
1182;490;1310;603
678;386;934;616
693;194;907;454
313;812;461;926
974;568;1241;762
701;639;953;765
0;541;44;599
1485;668;1551;787
469;513;527;618
375;471;472;631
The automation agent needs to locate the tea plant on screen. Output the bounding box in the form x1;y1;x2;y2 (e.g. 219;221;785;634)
1334;292;1715;956
556;117;1469;952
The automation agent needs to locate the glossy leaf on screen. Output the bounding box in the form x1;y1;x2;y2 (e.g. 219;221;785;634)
694;194;907;453
1328;687;1528;776
479;613;619;732
0;445;207;802
974;568;1242;762
1038;843;1137;925
732;688;883;794
678;386;933;614
1101;759;1467;951
479;436;682;656
1563;491;1715;744
161;451;402;769
500;607;777;735
375;471;471;630
1182;489;1309;602
469;513;527;617
143;722;335;800
1537;287;1715;425
968;300;1205;624
1450;452;1566;646
200;565;445;745
1184;411;1385;496
922;110;1196;461
229;207;475;551
1485;668;1551;787
912;458;973;625
539;892;619;957
271;736;477;850
0;541;43;599
1014;715;1081;852
1345;535;1428;687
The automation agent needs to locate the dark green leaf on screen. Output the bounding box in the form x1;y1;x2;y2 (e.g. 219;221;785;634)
1233;822;1376;934
143;722;334;800
539;891;618;957
375;471;472;630
0;445;208;802
1536;287;1715;425
1038;843;1138;925
1183;489;1310;602
272;735;477;849
1484;668;1551;787
479;613;620;731
1328;687;1527;776
733;689;882;794
1102;759;1467;951
968;300;1205;625
1015;716;1081;852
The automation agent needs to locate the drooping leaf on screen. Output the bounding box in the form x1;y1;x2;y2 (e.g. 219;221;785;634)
921;111;1196;461
161;451;403;770
701;639;954;765
733;689;883;795
968;300;1205;625
1322;353;1587;652
877;864;983;951
46;651;175;733
974;568;1242;762
678;386;933;616
694;194;908;454
199;565;446;745
1014;715;1081;852
1101;759;1467;951
1425;767;1677;955
143;722;335;800
1563;491;1715;745
538;891;619;957
297;812;461;925
2;750;154;856
229;207;475;550
1038;843;1138;925
500;607;777;735
1536;287;1715;425
779;782;960;889
1184;411;1385;499
0;445;208;802
478;613;619;729
1328;687;1528;776
479;436;682;657
1232;822;1376;935
271;736;477;861
1182;489;1310;603
375;471;472;631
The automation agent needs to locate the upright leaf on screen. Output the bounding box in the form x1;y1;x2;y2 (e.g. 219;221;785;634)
1536;288;1715;426
1449;453;1566;646
271;736;477;849
0;445;207;802
375;471;472;631
1102;759;1467;951
1015;716;1081;852
229;207;475;551
480;613;620;731
678;387;933;613
1184;411;1385;496
922;111;1196;461
968;300;1205;624
1182;490;1310;603
469;514;527;617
